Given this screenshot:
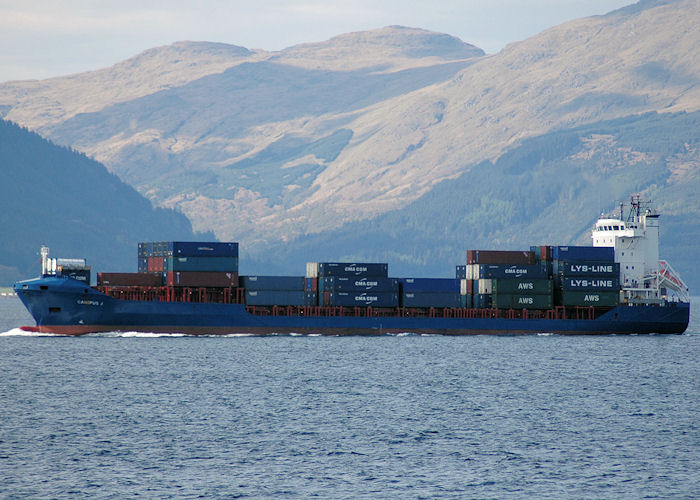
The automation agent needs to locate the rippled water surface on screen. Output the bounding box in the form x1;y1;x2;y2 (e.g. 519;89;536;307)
1;297;699;498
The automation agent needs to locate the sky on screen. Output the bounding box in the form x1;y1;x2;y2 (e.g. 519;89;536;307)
1;0;635;83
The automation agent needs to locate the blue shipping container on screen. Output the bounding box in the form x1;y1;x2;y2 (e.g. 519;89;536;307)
245;290;306;306
167;256;239;272
456;266;467;279
401;292;462;308
553;260;620;277
318;263;388;278
551;246;614;262
171;241;239;257
560;277;620;291
400;278;461;293
325;292;398;307
320;276;398;292
241;275;305;291
476;294;492;309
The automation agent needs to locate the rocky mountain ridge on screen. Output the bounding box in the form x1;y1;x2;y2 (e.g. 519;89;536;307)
0;0;698;275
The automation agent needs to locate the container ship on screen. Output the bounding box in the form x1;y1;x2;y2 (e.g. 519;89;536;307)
14;198;690;335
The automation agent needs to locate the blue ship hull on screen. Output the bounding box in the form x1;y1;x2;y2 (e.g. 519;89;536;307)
14;276;690;335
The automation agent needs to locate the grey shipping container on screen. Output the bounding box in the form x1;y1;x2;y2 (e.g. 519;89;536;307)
401;292;462;308
240;275;305;291
320;276;398;292
492;293;553;310
560;277;620;291
553;260;620;277
556;290;619;307
245;290;307;306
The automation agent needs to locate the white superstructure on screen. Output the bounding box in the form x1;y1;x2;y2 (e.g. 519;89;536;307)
591;197;688;304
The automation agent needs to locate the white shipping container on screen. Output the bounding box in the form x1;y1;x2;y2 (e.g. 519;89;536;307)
306;262;319;278
478;279;493;294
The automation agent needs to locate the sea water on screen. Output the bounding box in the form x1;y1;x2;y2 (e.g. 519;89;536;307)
1;297;699;498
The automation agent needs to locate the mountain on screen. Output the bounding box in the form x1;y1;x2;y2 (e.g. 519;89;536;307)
0;26;485;243
0;120;208;285
0;1;698;288
256;111;700;290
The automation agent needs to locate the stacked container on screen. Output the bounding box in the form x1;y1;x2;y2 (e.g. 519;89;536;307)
400;278;462;308
241;275;315;306
549;246;620;307
465;249;552;309
307;262;397;307
138;241;239;287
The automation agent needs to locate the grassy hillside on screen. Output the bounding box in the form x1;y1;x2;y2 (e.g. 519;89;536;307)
255;111;699;290
0;120;210;284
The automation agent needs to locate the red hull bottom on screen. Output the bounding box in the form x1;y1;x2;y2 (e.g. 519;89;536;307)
19;324;678;336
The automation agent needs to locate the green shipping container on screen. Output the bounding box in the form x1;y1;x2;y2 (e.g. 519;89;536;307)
557;290;619;307
492;279;552;295
492;293;553;310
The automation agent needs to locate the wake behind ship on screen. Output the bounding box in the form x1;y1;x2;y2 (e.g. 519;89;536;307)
14;198;690;335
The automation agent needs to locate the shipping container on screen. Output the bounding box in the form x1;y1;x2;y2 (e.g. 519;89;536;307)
316;262;389;278
460;279;474;296
306;262;318;278
320;276;398;292
166;271;238;287
324;291;398;308
245;290;306;306
551;246;614;262
556;290;620;307
467;250;536;265
98;272;163;287
400;278;461;293
468;264;547;280
461;294;473;308
138;257;148;273
59;269;91;283
401;292;462;308
559;277;620;291
492;293;553;310
553;260;620;277
492;278;553;295
476;294;492;309
138;241;239;258
147;256;166;273
138;242;153;257
171;241;239;257
240;275;305;291
305;291;318;306
167;256;239;272
305;277;318;292
456;265;467;279
477;279;493;295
